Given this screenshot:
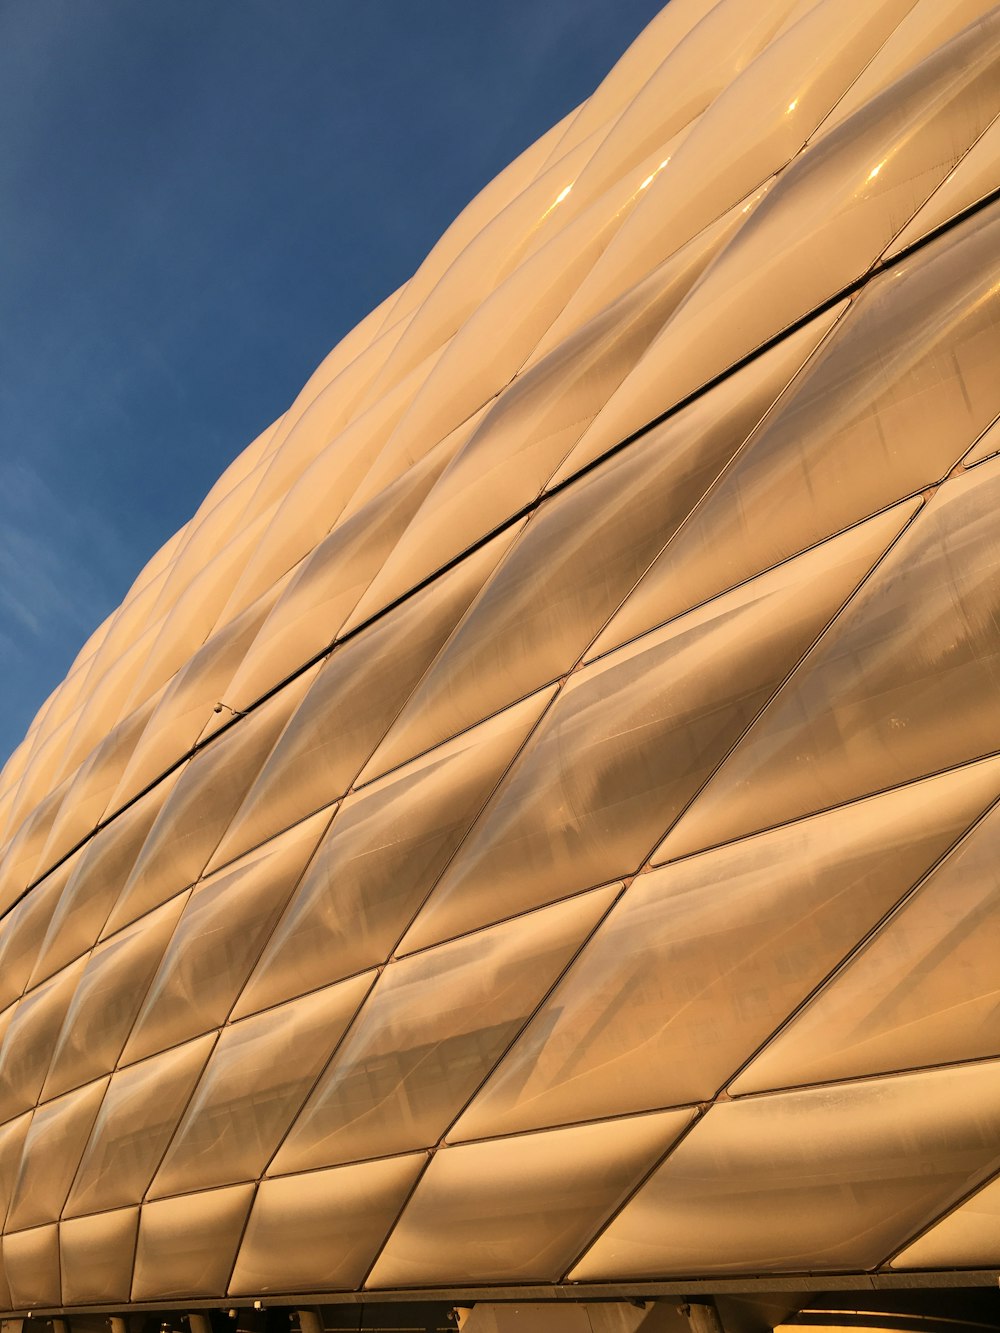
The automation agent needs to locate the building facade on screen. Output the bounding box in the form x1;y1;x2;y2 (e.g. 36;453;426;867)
2;0;1000;1322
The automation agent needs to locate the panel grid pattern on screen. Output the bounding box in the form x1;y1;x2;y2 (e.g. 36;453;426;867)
2;0;1000;1311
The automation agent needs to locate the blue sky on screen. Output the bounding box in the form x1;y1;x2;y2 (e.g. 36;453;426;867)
0;0;667;767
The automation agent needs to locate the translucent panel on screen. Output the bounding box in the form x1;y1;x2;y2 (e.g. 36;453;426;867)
0;1244;9;1312
65;1034;214;1217
0;786;18;854
401;509;908;954
965;415;1000;468
41;895;187;1101
145;466;265;626
238;691;552;1017
2;707;83;849
892;1172;1000;1270
221;438;458;715
292;280;406;394
0;861;72;1009
122;812;329;1065
662;458;1000;860
108;525;182;621
5;1077;108;1231
219;346;448;626
240;321;416;531
571;1061;1000;1279
229;1154;424;1294
2;1224;60;1309
586;20;1000;431
150;471;274;621
213;532;517;869
553;0;805;231
55;619;164;785
43;613;146;773
258;311;421;479
0;1112;31;1224
109;582;283;811
0;719;33;785
369;317;841;777
340;397;488;528
182;442;278;557
0;779;71;918
59;1206;138;1305
355;137;596;412
131;1183;253;1301
366;1110;692;1288
0;958;86;1122
32;662;121;784
150;972;372;1196
384;108;576;329
187;416;282;528
529;158;763;372
344;206;764;636
734;782;1000;1093
593;208;1000;647
30;692;158;884
19;774;88;898
348;163;661;513
456;757;999;1140
123;505;277;714
537;0;717;168
272;887;615;1175
103;670;316;937
28;771;181;989
567;0;913;345
4;668;84;802
392;125;736;413
822;0;1000;132
184;466;268;566
0;1003;15;1073
887;112;1000;258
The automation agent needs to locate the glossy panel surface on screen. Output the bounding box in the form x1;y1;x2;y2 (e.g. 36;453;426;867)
370;315;838;772
41;894;186;1100
0;1114;31;1225
221;439;456;713
272;887;615;1173
572;1062;1000;1278
402;508;907;953
103;670;315;936
60;1207;139;1306
595;206;1000;648
151;973;372;1195
593;27;1000;422
892;1172;1000;1269
887;111;1000;257
662;457;1000;859
131;1184;253;1300
213;533;518;866
238;691;552;1016
456;757;998;1137
64;1036;215;1217
734;782;1000;1091
122;812;329;1064
3;0;1000;1304
0;864;71;1010
26;774;181;990
230;1155;424;1294
2;1225;60;1309
0;959;86;1122
367;1111;692;1288
5;1078;109;1231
